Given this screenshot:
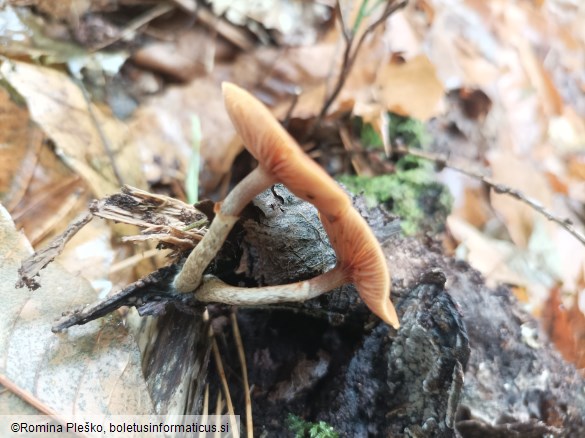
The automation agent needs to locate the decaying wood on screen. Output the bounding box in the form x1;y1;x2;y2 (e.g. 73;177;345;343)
51;262;202;332
16;185;207;292
90;185;207;251
16;212;92;290
218;186;584;437
21;184;585;436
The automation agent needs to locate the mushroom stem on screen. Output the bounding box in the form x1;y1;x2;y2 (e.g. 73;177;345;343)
195;267;348;305
174;208;238;292
221;167;275;216
174;167;275;293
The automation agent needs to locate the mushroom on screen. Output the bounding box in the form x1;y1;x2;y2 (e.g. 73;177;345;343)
174;82;399;328
174;82;351;293
195;206;400;328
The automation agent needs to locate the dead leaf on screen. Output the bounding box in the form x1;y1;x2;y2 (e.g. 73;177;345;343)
7;139;88;249
447;215;559;314
488;150;554;248
0;87;44;212
457;185;491;229
426;4;501;87
567;154;585;181
542;287;585;369
132;28;218;82
0;60;146;198
128;77;242;196
0;204;154;416
33;0;90;22
549;108;585;154
377;54;444;121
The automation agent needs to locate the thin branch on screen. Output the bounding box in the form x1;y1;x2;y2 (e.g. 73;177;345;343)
395;146;585;247
17;212;93;290
90;3;174;52
315;0;407;124
231;311;253;438
335;1;352;43
0;374;90;438
346;0;407;71
205;311;240;438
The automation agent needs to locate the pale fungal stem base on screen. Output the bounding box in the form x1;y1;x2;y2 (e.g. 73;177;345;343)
174;167;275;293
174;210;239;292
194;267;348;305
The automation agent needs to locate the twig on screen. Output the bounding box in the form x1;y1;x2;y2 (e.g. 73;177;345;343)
197;384;210;438
395;146;585;247
194;5;255;51
206;311;240;438
109;247;169;274
231;311;253;437
314;0;407;127
0;374;92;438
17;211;93;290
90;3;174;52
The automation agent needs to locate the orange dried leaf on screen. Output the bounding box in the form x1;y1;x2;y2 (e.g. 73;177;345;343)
376;54;444;121
542;287;585;369
567;155;585;181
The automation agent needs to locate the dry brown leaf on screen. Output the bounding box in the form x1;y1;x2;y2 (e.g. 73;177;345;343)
0;60;146;198
132;28;222;82
549;108;585;154
32;0;90;22
376;54;444;121
509;28;563;118
0;87;44;212
457;185;491;229
545;170;570;195
488;150;554;248
129;76;242;196
567;154;585;181
447;215;560;314
7;140;89;249
542;287;585;369
447;215;529;288
232;44;338;120
0;204;154;416
426;4;501;87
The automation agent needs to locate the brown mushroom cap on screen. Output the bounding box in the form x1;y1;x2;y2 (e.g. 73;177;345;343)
222;82;398;328
222;82;351;221
321;208;399;328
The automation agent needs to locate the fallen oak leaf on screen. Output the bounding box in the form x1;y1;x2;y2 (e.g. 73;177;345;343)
0;204;155;416
0;59;146;198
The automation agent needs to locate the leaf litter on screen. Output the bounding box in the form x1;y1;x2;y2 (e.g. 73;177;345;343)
1;0;585;428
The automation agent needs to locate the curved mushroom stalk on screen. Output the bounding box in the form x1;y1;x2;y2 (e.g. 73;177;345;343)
195;268;348;305
174;167;274;292
195;266;399;329
175;82;350;293
174;206;239;292
174;82;399;329
194;207;400;329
